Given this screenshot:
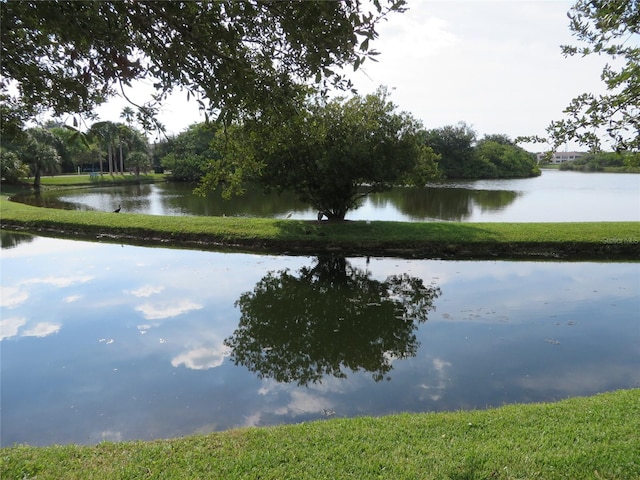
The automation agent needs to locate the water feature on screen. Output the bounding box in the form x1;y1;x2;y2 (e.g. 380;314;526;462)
12;170;640;222
1;231;638;446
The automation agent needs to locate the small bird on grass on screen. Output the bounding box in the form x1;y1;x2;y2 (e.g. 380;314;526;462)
113;204;121;213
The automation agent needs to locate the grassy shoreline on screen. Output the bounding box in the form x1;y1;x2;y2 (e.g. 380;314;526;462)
2;389;638;479
1;194;639;260
2;176;639;260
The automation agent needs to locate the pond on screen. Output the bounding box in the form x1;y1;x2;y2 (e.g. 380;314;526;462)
13;170;640;222
1;231;638;446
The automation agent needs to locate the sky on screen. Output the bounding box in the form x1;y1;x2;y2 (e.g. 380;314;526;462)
97;1;614;151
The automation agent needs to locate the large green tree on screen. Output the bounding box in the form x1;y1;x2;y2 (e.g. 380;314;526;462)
201;88;440;221
424;122;476;179
426;125;539;179
88;121;119;174
474;137;540;178
160;123;221;182
1;0;406;132
20;128;61;189
547;0;639;151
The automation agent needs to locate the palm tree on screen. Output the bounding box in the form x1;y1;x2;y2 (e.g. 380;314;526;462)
120;106;136;127
127;151;151;178
89;121;119;174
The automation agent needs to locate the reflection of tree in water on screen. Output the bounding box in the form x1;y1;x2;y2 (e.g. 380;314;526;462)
11;190;97;211
224;256;441;386
161;184;309;217
1;230;35;249
371;187;520;221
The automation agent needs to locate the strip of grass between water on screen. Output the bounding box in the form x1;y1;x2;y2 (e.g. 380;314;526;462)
1;389;638;479
1;195;638;259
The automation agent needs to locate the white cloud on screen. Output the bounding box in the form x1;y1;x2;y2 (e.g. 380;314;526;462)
0;286;29;308
63;295;82;303
21;322;62;338
171;345;229;370
419;357;452;401
242;412;263;428
135;299;203;320
517;363;640;396
22;275;94;288
276;390;334;417
0;316;27;340
127;285;165;298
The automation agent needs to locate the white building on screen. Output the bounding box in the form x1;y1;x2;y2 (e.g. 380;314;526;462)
536;151;587;164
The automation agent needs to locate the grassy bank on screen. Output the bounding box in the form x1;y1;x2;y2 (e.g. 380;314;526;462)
2;389;638;479
8;173;166;189
1;194;639;259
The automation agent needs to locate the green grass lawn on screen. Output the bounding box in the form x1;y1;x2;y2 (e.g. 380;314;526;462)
10;173;165;188
2;389;638;479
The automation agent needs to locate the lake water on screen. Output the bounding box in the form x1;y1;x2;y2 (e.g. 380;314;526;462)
13;170;640;222
1;231;639;446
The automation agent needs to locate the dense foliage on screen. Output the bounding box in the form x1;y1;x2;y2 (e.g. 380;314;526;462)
196;88;441;220
425;123;540;179
1;0;406;134
559;151;640;171
160;123;220;182
0;119;150;187
546;0;639;152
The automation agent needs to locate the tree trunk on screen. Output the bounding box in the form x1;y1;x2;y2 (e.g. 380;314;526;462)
33;167;41;190
119;143;124;174
108;143;113;175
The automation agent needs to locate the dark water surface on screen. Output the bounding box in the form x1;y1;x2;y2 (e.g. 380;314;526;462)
1;232;638;446
12;170;640;221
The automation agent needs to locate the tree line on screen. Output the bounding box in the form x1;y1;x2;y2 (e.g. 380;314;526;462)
557;151;640;172
1;111;153;188
152;89;539;220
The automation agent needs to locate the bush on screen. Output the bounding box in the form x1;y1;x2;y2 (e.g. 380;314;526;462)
0;150;29;183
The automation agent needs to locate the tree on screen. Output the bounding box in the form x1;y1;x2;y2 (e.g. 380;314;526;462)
202;88;440;220
1;0;407;129
88;121;120;174
20;128;61;188
160;123;220;181
75;144;104;173
225;256;441;386
127;151;151;178
546;0;639;151
474;137;540;178
47;123;90;173
120;106;135;127
0;151;29;183
424;122;477;179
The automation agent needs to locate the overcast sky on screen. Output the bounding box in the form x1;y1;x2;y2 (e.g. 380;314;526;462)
98;1;612;151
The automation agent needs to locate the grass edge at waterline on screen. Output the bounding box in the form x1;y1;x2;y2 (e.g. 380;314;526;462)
1;195;639;259
2;389;639;479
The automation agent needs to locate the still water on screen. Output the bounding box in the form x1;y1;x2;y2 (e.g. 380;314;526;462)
1;231;639;446
13;170;640;222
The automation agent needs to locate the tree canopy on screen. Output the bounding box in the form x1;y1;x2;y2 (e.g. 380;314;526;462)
546;0;639;151
425;123;540;179
1;0;407;133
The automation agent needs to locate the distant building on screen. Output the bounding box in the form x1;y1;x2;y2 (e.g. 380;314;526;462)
536;151;587;164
